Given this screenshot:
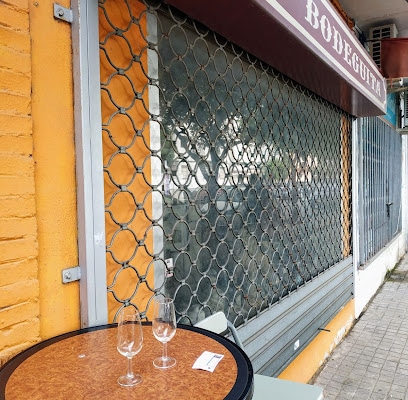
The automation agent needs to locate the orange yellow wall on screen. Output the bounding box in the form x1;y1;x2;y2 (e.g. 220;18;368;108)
278;299;355;383
30;0;80;337
0;0;80;366
0;0;39;366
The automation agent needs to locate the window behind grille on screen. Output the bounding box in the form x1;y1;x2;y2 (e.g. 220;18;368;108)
99;0;352;328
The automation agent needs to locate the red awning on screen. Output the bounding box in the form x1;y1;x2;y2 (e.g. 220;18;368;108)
381;38;408;79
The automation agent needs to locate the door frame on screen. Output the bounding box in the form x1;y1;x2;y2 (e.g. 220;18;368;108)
72;0;108;327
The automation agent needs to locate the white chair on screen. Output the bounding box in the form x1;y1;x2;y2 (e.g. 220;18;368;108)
195;311;324;400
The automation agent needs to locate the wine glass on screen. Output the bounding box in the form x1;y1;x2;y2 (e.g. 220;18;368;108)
116;307;143;387
152;297;177;369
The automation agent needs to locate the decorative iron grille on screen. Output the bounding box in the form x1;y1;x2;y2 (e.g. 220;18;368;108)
99;0;352;324
358;117;402;266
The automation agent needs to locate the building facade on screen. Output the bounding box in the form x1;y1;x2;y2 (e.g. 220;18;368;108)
1;0;407;383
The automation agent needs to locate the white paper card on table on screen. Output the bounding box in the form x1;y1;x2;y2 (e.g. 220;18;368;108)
192;351;224;372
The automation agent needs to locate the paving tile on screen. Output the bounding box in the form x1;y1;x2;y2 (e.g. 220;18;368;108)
312;254;408;399
378;374;393;384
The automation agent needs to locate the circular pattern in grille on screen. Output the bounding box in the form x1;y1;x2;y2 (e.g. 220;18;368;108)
100;0;352;325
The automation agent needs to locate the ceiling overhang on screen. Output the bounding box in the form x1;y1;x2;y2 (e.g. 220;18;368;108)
166;0;387;117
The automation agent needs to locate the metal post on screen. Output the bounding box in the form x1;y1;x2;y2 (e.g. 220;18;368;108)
71;0;108;327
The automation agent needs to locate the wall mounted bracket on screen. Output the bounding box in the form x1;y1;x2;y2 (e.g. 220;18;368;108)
62;266;81;283
53;3;73;23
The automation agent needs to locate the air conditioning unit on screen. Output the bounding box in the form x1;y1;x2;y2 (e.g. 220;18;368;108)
369;24;398;69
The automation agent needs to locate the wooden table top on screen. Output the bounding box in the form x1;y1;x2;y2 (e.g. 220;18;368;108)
0;324;253;400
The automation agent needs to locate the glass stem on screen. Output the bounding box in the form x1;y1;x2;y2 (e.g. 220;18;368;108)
127;357;134;378
162;342;168;361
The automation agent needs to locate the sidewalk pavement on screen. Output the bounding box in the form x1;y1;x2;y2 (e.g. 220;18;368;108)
312;253;408;399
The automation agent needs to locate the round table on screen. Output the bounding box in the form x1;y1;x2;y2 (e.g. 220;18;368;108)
0;324;253;400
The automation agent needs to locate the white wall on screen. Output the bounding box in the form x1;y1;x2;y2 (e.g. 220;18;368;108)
354;235;406;317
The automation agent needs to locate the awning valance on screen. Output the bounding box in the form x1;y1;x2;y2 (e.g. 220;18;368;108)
166;0;387;117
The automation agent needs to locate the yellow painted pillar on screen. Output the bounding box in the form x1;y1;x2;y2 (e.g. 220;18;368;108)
29;0;80;338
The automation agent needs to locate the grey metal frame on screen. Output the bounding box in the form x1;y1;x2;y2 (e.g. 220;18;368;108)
72;0;108;327
352;118;361;274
